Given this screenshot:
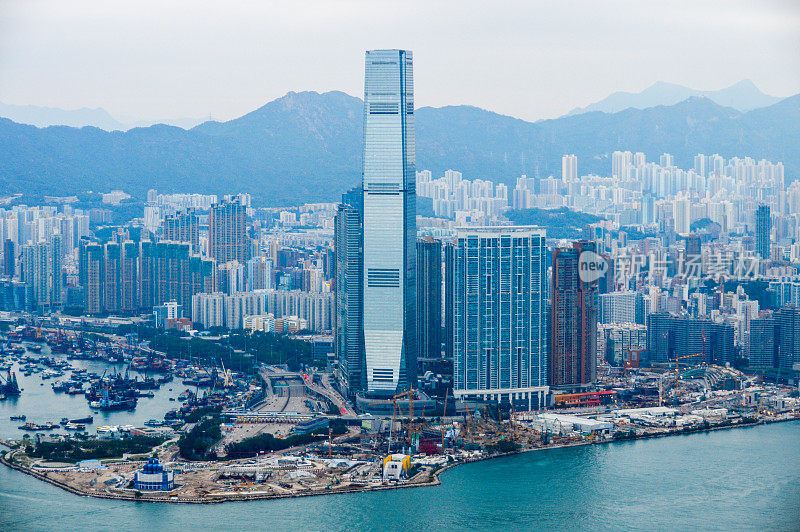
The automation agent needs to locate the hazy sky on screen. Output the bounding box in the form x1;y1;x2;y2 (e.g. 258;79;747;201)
1;0;798;122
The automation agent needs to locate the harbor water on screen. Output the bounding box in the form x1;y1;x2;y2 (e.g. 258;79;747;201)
0;353;185;440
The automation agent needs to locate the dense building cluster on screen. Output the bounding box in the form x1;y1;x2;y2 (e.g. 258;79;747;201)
0;193;335;336
1;49;799;412
330;55;800;406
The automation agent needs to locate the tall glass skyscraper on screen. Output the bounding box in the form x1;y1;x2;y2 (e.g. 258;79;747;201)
416;237;442;360
452;227;548;410
362;49;417;394
335;187;364;398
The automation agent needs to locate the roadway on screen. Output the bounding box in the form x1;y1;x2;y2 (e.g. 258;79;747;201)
302;371;354;416
259;365;354;417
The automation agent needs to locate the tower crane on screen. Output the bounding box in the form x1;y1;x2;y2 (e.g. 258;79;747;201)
389;388;416;452
219;358;233;388
440;389;449;450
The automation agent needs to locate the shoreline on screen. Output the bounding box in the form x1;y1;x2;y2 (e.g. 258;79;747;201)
2;416;797;504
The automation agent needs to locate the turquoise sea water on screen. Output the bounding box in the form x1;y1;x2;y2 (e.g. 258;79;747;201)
1;420;799;531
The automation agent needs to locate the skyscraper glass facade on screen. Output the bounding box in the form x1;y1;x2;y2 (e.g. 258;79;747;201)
452;227;548;410
416;238;442;359
335;188;364;397
362;49;416;394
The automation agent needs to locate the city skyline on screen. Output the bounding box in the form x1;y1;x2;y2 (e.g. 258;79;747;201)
1;39;799;526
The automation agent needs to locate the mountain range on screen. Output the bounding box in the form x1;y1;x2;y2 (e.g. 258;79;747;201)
0;80;780;131
0;90;797;206
566;80;782;116
0;101;204;131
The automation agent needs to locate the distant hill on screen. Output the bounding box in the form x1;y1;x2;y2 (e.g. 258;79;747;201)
0;102;126;130
567;80;782;116
0;90;797;206
0;101;203;131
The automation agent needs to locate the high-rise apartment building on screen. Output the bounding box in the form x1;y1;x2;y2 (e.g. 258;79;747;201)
103;242;120;313
79;240;103;314
48;235;64;310
334;188;364;397
443;242;455;361
152;241;214;315
21;246;34;294
245;256;274;291
755;204;771;260
361;49;417;394
22;236;62;311
646;313;735;365
120;241;139;313
163;209;200;251
611;150;632;179
693;153;706;176
209;198;248;264
600;290;644;324
416;237;442;359
217;261;245;295
169;242;212;316
641;194;656;225
776;306;800;370
452;227;548;410
3;239;15;277
139;240;156;310
749;314;776;369
550;241;599;390
78;238;213;317
673;198;691;234
561;154;578;182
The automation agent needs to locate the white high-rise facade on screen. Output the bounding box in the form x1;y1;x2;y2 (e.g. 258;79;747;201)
562;154;578;182
673;197;691;234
